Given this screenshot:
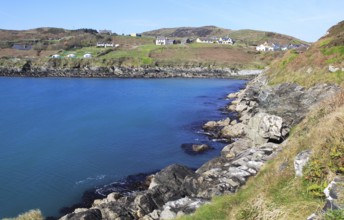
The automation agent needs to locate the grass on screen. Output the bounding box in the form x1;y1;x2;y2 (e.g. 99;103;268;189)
2;209;44;220
179;88;344;220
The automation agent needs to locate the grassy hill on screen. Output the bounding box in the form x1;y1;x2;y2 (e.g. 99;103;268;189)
143;26;306;45
0;26;309;69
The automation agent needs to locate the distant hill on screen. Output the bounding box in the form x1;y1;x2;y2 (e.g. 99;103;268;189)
143;26;306;45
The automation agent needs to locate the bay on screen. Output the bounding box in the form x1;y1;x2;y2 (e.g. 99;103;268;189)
0;77;245;218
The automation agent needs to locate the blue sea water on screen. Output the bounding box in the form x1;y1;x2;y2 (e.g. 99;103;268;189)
0;77;246;218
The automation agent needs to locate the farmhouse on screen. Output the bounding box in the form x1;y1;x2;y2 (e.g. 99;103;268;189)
218;37;234;45
155;36;173;45
256;42;275;51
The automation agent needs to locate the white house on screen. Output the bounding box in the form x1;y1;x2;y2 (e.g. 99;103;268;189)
196;37;216;44
51;54;61;58
256;42;274;52
96;42;114;48
83;53;92;58
155;36;173;45
66;54;76;58
218;37;234;45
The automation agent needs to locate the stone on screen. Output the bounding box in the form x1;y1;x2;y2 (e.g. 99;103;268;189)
59;209;102;220
227;92;238;99
203;121;217;130
160;208;176;220
149;164;194;190
220;123;245;138
181;144;213;155
246;113;288;145
216;118;231;126
221;138;253;156
227;104;237;111
294;150;311;177
329;65;340;73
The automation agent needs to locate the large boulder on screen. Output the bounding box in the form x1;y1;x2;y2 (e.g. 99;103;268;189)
246;113;289;145
221;139;253;158
220;123;245;138
149;164;194;190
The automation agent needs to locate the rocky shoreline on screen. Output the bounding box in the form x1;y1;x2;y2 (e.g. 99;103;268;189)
0;66;262;79
57;72;340;220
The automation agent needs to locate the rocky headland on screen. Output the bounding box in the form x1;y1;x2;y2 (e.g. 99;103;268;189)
58;72;340;220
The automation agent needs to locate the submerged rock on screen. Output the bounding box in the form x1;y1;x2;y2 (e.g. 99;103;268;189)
181;143;213;155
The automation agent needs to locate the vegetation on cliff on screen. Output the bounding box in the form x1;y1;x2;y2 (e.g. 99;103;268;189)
266;20;344;87
180;20;344;220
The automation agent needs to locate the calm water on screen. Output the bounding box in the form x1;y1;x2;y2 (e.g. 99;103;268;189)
0;77;245;218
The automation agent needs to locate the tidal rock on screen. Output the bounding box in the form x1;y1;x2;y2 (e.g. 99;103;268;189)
181;144;213;155
220;123;245;138
294;150;311;177
216;118;231;126
202;121;217;130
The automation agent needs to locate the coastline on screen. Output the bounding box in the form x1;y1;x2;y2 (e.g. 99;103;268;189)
57;72;340;220
0;66;262;79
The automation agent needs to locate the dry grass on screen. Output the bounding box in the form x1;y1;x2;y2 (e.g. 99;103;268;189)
2;209;44;220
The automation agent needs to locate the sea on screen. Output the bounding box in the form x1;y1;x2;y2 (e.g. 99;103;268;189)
0;77;246;218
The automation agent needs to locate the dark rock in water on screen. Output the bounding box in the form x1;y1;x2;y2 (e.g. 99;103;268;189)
58;171;156;217
59;208;102;220
181;143;214;155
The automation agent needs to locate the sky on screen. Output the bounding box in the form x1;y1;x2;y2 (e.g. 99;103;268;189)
0;0;343;42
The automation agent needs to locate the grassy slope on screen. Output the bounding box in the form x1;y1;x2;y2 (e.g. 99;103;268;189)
266;21;344;87
180;20;344;220
0;26;303;69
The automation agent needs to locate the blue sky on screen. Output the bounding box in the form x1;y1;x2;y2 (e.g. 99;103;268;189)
0;0;343;42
